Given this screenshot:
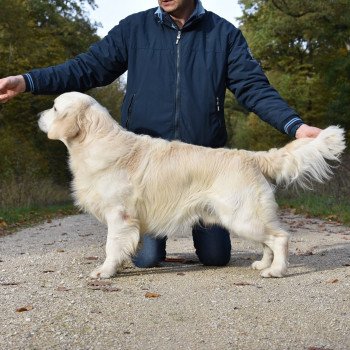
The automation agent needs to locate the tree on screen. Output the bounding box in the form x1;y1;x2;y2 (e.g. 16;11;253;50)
228;0;350;147
0;0;125;208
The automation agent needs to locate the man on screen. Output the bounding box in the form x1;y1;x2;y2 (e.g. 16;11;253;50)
0;0;321;268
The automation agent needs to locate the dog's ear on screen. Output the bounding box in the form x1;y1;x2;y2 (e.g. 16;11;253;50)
48;108;89;142
48;112;80;141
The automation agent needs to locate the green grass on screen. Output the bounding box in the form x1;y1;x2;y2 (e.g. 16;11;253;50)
0;203;80;236
277;192;350;225
0;192;349;237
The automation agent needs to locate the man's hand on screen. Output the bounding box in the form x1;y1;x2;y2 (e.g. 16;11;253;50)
0;75;26;103
295;124;322;139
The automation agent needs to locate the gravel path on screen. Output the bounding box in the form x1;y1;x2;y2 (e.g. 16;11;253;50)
0;210;349;350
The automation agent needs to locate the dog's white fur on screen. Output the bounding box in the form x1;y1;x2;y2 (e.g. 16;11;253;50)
38;92;346;278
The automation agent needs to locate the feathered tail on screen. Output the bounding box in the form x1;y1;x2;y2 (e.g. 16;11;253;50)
254;126;346;188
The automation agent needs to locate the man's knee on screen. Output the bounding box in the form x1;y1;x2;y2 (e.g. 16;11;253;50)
196;249;231;266
133;254;162;268
193;224;231;266
132;235;166;268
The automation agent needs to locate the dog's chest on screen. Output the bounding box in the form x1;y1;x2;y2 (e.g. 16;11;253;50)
71;169;133;219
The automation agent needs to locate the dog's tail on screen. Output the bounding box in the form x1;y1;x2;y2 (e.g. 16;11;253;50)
254;126;346;188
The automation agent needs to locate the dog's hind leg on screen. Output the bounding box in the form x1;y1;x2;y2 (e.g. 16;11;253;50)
90;208;140;279
251;243;273;271
259;227;289;278
218;213;289;277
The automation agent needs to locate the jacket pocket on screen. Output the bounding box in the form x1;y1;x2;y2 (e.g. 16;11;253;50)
126;94;136;129
216;96;221;113
213;96;224;127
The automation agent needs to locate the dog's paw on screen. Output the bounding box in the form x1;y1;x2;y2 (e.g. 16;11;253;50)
260;266;286;278
251;260;271;270
90;264;117;279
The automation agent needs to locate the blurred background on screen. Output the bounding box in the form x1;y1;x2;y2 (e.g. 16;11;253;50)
0;0;349;229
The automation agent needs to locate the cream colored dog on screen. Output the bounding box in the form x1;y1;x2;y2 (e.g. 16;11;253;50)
38;92;346;278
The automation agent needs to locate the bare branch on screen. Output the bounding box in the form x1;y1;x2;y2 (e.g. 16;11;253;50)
271;0;315;18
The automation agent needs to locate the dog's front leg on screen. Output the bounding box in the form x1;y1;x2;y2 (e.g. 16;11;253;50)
90;209;140;279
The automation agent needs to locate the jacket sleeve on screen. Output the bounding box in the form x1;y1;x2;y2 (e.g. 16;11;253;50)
23;22;128;94
226;29;304;136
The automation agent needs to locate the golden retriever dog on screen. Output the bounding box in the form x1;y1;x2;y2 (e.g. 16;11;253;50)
38;92;346;278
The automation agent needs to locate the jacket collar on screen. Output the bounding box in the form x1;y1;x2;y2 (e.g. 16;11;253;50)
155;0;205;29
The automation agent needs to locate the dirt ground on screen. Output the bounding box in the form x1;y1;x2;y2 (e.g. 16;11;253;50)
0;210;349;350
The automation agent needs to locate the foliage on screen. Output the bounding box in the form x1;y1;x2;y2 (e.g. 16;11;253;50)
0;1;125;210
227;0;350;148
277;151;350;226
0;0;99;76
0;0;349;222
0;203;78;235
277;192;350;226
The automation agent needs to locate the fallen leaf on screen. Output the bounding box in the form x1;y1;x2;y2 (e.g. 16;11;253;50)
88;280;112;287
300;251;314;256
0;219;8;228
87;280;120;292
85;256;99;261
326;215;338;221
56;249;65;253
88;286;120;292
326;279;339;284
42;270;55;273
56;286;70;292
164;257;197;264
145;292;161;299
0;282;21;286
16;305;33;313
102;287;120;292
233;282;254;286
164;257;186;263
90;309;102;314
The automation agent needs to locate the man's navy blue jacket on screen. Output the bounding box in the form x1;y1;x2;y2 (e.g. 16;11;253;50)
24;2;304;147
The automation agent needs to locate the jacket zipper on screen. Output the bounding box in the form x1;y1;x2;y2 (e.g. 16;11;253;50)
174;30;182;139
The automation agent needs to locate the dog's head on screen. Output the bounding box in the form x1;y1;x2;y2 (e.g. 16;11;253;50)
38;92;97;143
